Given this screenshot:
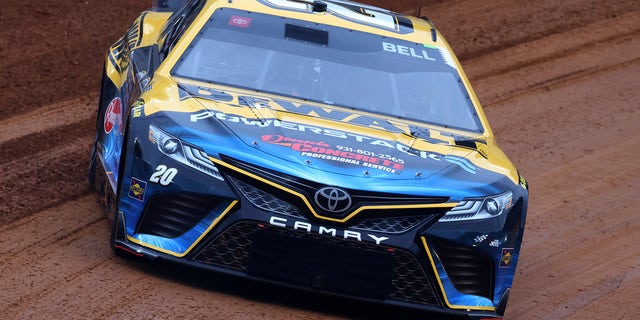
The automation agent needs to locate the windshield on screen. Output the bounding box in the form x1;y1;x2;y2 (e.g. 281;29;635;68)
172;8;483;133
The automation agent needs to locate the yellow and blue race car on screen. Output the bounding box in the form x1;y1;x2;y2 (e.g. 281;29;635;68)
89;0;529;318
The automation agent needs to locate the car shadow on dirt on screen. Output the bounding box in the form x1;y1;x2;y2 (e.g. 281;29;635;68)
121;256;467;320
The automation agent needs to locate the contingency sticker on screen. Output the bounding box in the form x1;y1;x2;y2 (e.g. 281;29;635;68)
228;16;252;28
128;177;147;201
500;248;515;268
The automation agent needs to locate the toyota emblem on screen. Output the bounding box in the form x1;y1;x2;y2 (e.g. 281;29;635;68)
314;187;352;213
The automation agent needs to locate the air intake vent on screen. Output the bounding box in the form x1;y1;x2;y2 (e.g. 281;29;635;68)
136;193;226;238
430;237;494;299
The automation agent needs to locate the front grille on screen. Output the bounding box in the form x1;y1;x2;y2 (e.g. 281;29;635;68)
248;226;394;299
228;176;304;219
191;220;255;270
219;155;450;220
135;193;225;238
352;214;438;234
430;237;494;299
192;221;441;306
230;174;440;234
390;249;439;304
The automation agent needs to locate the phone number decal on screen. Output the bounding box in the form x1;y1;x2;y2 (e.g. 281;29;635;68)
335;145;405;165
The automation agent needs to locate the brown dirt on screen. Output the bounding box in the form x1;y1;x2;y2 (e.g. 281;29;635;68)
1;0;640;319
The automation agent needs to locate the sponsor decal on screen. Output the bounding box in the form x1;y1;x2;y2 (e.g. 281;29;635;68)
104;97;122;134
191;108;476;174
489;239;501;248
473;234;488;243
474;234;502;248
228;15;252;28
132;100;144;118
382;42;436;61
269;216;389;245
260;134;330;148
500;248;514;268
149;165;178;186
261;134;405;174
128;177;147;201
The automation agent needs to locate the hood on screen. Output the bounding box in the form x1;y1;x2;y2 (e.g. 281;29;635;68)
165;83;517;194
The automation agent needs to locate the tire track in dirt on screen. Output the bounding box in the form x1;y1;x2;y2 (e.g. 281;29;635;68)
482;52;640;177
469;6;640;318
423;0;640;61
0;1;148;120
0;135;93;225
464;10;640;80
474;34;640;107
0;95;96;145
0;96;96;225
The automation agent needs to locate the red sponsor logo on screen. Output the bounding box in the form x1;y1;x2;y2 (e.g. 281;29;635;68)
229;15;252;28
261;134;405;173
261;134;329;148
104;97;122;134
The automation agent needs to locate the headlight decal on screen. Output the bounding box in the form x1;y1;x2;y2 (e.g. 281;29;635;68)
439;191;513;222
149;124;223;181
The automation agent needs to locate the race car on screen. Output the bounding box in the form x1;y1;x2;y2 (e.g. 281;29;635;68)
89;0;529;318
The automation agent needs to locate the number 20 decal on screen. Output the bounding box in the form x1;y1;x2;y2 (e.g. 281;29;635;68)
150;165;178;186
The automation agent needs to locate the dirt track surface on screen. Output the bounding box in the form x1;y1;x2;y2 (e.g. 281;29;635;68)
2;0;640;319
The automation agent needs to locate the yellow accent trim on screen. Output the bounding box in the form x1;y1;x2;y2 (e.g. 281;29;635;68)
420;236;496;311
127;200;238;257
139;11;171;47
212;157;456;223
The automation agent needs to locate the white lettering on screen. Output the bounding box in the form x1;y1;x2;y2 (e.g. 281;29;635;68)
382;42;396;53
382;42;437;62
422;50;436;61
189;109;471;170
190;110;214;122
426;152;442;160
323;129;347;139
319;226;337;236
268;216;392;245
294;221;312;232
344;230;362;241
370;139;394;148
409;47;422;58
272;119;298;130
298;124;322;135
368;234;390;245
269;216;287;227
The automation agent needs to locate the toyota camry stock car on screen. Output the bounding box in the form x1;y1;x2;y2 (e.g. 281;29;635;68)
89;0;528;318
